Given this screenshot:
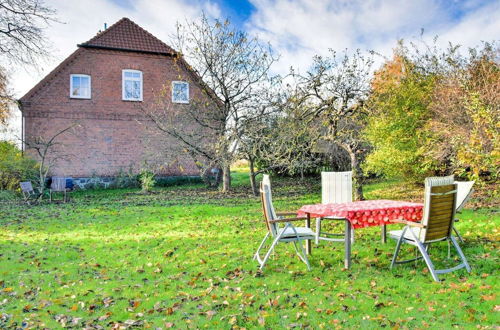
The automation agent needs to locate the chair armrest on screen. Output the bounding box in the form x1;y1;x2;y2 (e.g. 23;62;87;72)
269;217;308;223
390;219;426;228
276;212;298;216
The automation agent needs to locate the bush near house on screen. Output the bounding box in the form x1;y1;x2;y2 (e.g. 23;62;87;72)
0;141;38;190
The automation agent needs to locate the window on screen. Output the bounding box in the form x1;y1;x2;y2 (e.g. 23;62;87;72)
122;70;143;101
172;81;189;104
70;74;91;99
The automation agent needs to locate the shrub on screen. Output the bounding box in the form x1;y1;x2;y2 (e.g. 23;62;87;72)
155;176;203;187
0;141;38;190
139;169;156;192
364;41;499;184
113;167;139;188
0;189;17;201
364;55;436;182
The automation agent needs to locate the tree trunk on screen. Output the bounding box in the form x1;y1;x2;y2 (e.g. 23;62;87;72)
342;143;364;201
38;159;46;200
249;158;258;196
222;164;231;192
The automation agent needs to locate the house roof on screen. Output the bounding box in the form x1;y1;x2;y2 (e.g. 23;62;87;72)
19;18;222;107
78;17;177;56
20;18;179;103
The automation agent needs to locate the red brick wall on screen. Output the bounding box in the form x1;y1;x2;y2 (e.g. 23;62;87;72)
21;48;214;177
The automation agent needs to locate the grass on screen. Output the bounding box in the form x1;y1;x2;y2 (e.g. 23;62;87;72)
0;172;499;328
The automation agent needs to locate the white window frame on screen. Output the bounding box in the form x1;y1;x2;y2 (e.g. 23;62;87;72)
70;74;91;99
172;81;189;104
122;69;143;101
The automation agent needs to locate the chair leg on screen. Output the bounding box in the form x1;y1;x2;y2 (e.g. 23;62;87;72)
390;227;406;269
414;240;440;282
259;226;291;270
315;218;321;245
450;236;471;273
259;234;282;270
289;225;311;270
292;241;311;270
254;232;270;261
453;226;464;243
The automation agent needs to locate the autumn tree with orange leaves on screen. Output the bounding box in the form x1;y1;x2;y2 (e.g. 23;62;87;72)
365;40;499;184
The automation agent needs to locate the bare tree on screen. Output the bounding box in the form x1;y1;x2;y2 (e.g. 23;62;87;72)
239;91;323;195
158;14;278;192
286;50;373;200
0;66;11;125
0;0;57;65
0;0;57;127
23;124;78;197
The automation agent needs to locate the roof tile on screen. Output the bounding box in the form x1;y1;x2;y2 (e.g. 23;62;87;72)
79;17;176;55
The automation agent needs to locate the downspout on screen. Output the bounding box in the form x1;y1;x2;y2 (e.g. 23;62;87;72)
18;100;25;155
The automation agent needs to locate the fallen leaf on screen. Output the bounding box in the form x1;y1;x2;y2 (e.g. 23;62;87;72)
206;310;216;320
98;312;112;321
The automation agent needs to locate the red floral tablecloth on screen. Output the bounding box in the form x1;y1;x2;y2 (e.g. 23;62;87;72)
297;200;423;229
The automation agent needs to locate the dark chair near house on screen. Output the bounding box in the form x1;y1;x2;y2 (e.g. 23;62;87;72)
20;181;41;205
50;177;73;203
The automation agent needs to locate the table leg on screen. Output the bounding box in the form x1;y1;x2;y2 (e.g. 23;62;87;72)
344;220;351;269
306;213;312;255
381;224;387;243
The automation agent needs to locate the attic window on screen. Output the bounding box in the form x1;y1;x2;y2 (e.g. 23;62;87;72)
70;74;91;99
122;70;143;101
172;81;189;104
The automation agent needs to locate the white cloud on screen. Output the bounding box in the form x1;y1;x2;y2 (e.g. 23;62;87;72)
246;0;500;74
438;1;500;49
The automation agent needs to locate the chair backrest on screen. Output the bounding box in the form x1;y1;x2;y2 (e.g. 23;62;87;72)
51;177;67;191
454;181;474;212
20;181;34;193
420;175;457;242
321;171;352;204
260;175;279;237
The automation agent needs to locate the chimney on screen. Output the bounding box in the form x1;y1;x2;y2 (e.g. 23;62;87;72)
104;23;107;30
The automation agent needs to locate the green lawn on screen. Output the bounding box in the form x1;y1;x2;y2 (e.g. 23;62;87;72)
0;173;498;328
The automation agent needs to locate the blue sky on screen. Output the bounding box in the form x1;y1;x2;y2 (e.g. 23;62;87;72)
109;0;256;27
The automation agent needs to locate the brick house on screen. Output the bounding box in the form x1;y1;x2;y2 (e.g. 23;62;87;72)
19;18;217;187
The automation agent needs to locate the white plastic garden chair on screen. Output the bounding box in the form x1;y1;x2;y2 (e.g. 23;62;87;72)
315;171;354;245
254;175;315;270
389;175;471;282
